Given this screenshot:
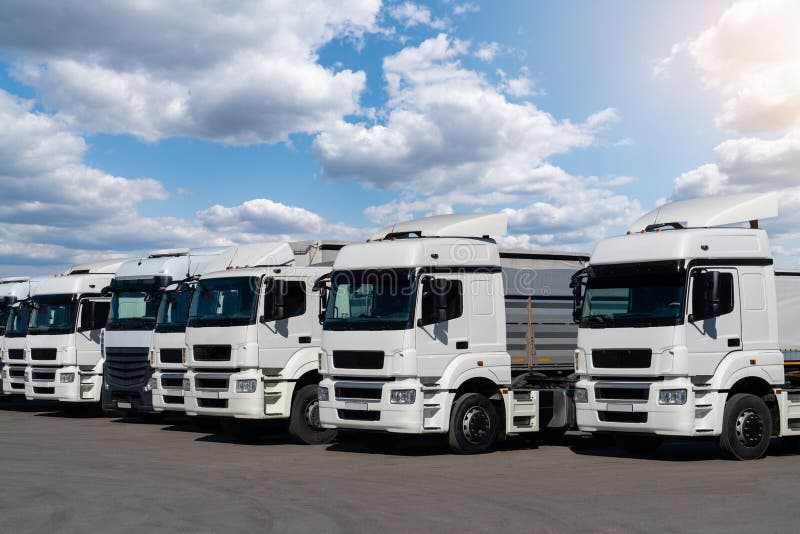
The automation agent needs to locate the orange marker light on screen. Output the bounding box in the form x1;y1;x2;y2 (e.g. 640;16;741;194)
477;360;484;367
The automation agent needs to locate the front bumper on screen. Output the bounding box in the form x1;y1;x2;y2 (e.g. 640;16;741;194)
318;377;449;434
575;377;723;437
183;369;292;420
152;370;188;413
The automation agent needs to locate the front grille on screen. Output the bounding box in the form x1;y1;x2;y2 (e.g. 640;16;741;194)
198;398;227;409
33;387;55;395
159;348;183;364
592;349;652;369
31;348;57;361
164;395;183;404
8;349;24;360
32;370;56;381
196;377;229;390
338;409;380;421
10;383;23;390
160;376;184;389
598;411;648;423
105;347;150;387
333;351;385;370
335;386;382;401
193;345;231;362
595;387;650;401
9;368;25;378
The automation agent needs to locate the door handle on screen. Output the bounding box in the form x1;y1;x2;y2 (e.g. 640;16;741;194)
456;341;469;350
299;336;311;344
728;338;741;348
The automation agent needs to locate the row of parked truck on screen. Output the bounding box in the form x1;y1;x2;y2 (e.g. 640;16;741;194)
1;192;799;459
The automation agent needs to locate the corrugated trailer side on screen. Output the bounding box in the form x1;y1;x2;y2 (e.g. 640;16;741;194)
776;270;800;365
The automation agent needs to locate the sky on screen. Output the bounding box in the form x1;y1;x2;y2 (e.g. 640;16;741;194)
0;0;798;275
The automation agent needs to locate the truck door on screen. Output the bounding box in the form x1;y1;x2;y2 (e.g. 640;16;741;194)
76;298;111;367
257;278;311;371
415;273;469;378
686;268;742;377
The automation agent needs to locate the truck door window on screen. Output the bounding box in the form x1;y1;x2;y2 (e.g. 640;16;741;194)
691;271;734;320
420;279;463;324
264;281;306;320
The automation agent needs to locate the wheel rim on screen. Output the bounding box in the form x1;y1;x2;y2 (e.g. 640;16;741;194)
304;398;323;430
462;405;491;444
735;408;764;447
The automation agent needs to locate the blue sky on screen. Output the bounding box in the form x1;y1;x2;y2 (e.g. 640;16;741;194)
0;0;797;275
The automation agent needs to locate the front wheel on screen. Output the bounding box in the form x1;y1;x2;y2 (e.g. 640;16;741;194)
448;393;498;454
288;384;337;445
719;393;772;460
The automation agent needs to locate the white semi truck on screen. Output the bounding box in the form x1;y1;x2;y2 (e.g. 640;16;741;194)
1;278;39;397
573;192;800;460
25;260;126;404
181;241;345;443
102;248;229;415
317;214;587;453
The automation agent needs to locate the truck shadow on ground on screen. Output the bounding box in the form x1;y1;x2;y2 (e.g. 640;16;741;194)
0;398;62;413
566;433;800;462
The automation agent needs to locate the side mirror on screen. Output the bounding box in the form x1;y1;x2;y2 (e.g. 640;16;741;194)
418;277;450;327
690;270;723;323
317;286;328;325
704;270;722;318
263;279;287;322
101;286;112;296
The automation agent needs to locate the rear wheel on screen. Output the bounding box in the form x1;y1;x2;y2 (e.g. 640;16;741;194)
288;384;337;445
448;393;498;454
719;393;772;460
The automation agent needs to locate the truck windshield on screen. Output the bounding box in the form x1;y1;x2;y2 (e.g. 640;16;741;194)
0;307;8;336
324;269;416;331
107;291;159;330
156;289;191;333
188;276;259;328
5;306;31;337
27;294;78;335
580;262;686;328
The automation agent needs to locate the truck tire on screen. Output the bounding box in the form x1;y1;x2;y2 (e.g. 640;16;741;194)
288;384;337;445
719;393;772;460
614;434;663;456
448;393;498;454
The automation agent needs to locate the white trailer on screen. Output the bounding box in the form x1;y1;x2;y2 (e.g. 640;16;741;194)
178;241;347;443
102;247;230;414
0;278;39;397
317;214;587;453
573;192;800;459
24;260;127;403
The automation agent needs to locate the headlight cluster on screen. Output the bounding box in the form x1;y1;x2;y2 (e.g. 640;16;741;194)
60;373;75;384
658;389;687;405
318;386;329;402
235;379;257;393
389;389;415;404
574;387;588;403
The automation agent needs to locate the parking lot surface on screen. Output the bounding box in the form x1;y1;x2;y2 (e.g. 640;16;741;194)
1;399;798;533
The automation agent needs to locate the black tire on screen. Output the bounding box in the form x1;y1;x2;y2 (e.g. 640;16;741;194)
448;393;498;454
288;384;337;445
614;434;663;456
719;393;772;460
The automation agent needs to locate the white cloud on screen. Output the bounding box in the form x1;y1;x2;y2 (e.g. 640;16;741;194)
388;2;448;30
0;0;381;144
475;42;502;62
197;199;325;235
453;3;480;16
656;0;800;135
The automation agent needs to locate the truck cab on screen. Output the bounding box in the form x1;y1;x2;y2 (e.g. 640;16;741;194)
574;192;800;459
181;241;345;443
0;278;39;397
102;248;229;414
317;213;587;453
24;260;124;403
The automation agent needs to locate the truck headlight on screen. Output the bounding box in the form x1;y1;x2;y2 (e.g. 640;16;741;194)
659;389;687;405
182;378;191;391
60;373;75;384
318;386;329;402
389;389;415;404
236;379;257;393
574;387;588;403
